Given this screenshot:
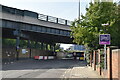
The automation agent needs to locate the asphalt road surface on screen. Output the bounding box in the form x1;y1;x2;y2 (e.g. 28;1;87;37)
2;59;87;79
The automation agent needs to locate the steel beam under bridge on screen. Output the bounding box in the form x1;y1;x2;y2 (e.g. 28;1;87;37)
1;5;73;44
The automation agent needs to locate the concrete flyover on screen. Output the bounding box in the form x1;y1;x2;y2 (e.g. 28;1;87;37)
0;5;73;44
1;5;75;61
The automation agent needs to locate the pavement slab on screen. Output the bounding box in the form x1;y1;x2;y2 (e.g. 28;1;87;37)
62;66;103;79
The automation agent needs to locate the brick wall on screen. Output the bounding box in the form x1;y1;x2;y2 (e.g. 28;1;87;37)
107;47;119;80
19;48;30;59
107;47;111;79
31;49;54;57
2;47;16;63
89;46;119;80
2;47;54;64
119;50;120;80
112;49;120;79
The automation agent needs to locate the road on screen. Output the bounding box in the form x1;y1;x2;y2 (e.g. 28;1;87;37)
2;59;87;79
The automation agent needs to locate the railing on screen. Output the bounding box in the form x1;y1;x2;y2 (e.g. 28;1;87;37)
38;14;72;26
2;5;72;26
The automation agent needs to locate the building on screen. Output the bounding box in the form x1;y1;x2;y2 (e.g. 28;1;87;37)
70;45;85;51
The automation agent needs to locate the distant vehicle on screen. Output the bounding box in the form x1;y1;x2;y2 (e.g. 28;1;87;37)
65;53;73;58
75;52;84;60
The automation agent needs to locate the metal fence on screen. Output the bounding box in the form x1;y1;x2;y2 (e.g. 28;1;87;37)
2;5;72;26
38;14;72;26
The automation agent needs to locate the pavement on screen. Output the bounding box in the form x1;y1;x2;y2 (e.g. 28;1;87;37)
61;66;102;79
2;59;103;80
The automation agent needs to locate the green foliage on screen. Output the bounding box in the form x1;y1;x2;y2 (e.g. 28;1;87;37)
55;48;63;52
97;50;104;69
20;40;27;48
71;21;101;49
55;43;64;52
30;41;36;48
3;38;62;51
48;44;51;51
55;43;61;50
109;4;120;46
100;62;104;69
83;2;117;29
71;1;120;49
100;50;104;55
3;38;16;47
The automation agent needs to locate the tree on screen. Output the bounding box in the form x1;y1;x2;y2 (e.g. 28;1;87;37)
2;38;16;47
109;2;120;46
71;21;100;49
20;40;27;48
55;43;62;52
71;1;119;49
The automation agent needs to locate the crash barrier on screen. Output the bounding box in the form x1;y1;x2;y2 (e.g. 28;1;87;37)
34;56;55;60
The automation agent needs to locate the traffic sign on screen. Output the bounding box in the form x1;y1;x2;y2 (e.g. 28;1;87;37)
99;34;110;45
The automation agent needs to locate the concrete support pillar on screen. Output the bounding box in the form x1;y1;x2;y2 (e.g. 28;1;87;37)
28;40;31;58
27;40;29;47
16;36;20;60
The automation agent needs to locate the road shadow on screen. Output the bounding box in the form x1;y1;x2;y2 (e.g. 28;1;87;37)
2;59;87;71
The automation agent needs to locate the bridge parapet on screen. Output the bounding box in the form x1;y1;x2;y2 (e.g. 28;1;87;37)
1;5;72;26
38;14;71;26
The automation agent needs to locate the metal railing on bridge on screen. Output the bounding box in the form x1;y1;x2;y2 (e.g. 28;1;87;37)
38;14;71;26
2;5;72;26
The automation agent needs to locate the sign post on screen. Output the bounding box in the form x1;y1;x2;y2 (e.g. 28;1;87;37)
99;34;110;70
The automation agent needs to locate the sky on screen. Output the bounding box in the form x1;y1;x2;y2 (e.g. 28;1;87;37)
0;0;118;50
0;0;91;21
0;0;91;49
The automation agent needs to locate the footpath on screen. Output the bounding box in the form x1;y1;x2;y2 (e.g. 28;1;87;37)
62;66;103;79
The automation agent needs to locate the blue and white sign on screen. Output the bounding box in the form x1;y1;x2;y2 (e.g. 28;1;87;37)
99;34;110;45
22;49;26;54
